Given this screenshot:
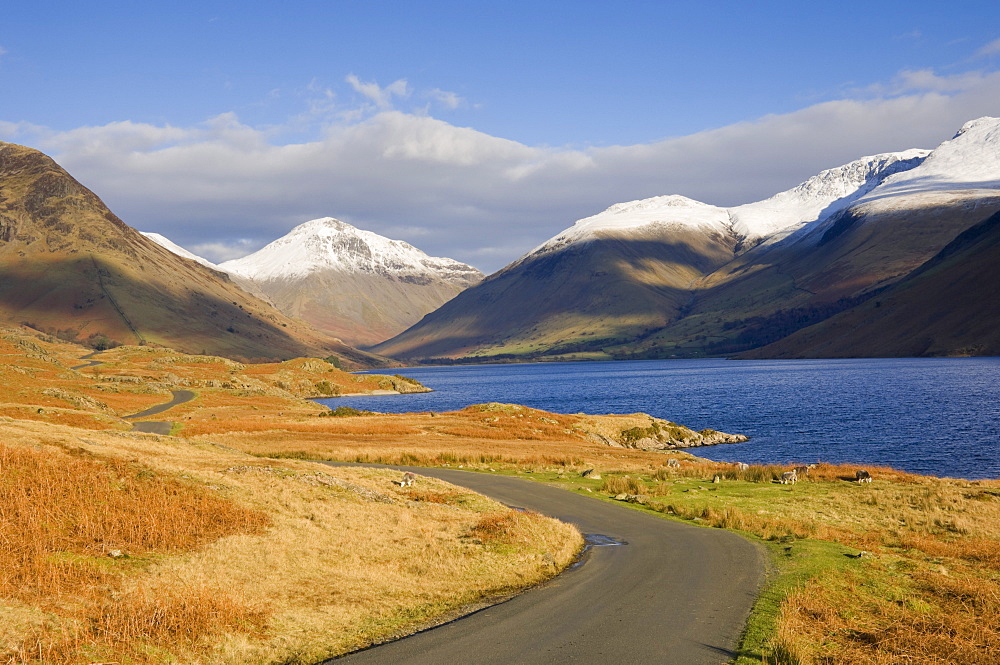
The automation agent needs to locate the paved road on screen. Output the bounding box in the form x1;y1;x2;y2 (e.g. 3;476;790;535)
72;353;193;435
70;351;103;370
123;390;196;434
325;466;764;665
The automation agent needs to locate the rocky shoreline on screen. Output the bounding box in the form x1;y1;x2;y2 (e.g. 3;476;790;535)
581;414;749;451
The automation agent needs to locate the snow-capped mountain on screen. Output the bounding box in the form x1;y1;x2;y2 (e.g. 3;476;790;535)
220;217;480;284
141;232;220;269
871;118;999;195
516;195;732;265
730;149;929;243
0;141;379;365
219;218;483;347
853;117;1000;205
521;148;930;265
375;117;1000;362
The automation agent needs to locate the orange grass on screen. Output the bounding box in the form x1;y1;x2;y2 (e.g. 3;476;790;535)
196;410;725;474
0;442;270;663
0;416;584;664
11;585;269;665
0;326;427;434
774;565;1000;665
470;510;557;549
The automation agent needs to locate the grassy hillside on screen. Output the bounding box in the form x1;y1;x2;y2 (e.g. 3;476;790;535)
532;464;1000;665
252;262;482;348
5;324;998;663
741;208;1000;358
374;193;1000;362
372;226;739;361
235;416;1000;665
612;193;1000;359
0;330;581;664
0;326;427;432
0;141;385;366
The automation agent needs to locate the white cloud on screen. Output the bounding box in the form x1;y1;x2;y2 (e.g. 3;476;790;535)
189;239;265;263
0;119;48;139
892;69;988;94
381;225;431;239
977;38;1000;57
4;63;1000;273
427;88;464;110
345;74;411;109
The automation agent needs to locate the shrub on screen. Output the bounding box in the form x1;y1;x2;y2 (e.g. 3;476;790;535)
469;510;548;546
320;406;371;417
600;475;647;495
315;380;340;396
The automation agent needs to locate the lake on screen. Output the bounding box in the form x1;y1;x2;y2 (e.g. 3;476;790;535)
316;358;1000;480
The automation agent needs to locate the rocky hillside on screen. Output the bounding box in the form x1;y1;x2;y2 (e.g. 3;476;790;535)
0;142;389;367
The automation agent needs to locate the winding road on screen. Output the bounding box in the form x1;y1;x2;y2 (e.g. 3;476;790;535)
72;353;194;434
70;353;764;660
122;390;195;434
325;465;765;665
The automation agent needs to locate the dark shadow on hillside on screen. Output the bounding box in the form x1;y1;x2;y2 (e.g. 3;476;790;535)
0;254;333;361
374;235;736;359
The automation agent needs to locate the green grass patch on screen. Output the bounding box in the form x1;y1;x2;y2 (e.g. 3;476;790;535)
732;538;854;664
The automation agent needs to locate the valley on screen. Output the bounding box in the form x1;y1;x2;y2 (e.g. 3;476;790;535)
373;118;1000;363
2;117;1000;665
3;327;998;664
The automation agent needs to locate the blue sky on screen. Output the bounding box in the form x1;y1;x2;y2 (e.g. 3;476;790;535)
2;1;999;271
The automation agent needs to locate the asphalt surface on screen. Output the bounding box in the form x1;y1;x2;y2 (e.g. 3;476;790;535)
325;465;765;665
123;390;196;434
71;350;109;370
71;353;193;434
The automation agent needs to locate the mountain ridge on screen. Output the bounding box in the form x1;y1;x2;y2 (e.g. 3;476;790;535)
0;141;390;367
374;116;1000;362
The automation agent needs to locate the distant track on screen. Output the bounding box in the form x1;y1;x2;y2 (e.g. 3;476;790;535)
90;254;145;345
71;352;194;434
324;465;765;665
122;390;195;434
70;351;103;371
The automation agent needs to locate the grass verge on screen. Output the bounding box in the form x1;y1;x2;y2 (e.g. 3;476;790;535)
449;462;1000;665
0;420;582;664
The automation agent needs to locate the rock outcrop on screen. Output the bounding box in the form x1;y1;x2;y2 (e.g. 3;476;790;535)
578;413;748;451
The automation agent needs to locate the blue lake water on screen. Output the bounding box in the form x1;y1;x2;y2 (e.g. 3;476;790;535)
317;358;1000;480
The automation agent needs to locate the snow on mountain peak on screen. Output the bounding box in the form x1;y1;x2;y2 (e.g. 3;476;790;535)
730;149;930;240
521;195;731;261
220;217;481;283
953;116;1000;138
603;194;715;216
142;232;220;269
859;117;1000;203
523;150;931;261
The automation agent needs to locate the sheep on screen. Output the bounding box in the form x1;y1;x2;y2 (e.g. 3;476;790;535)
734;462;750;471
780;470;798;484
794;464;816;477
856;469;873;483
399;471;417;487
666;458;681;468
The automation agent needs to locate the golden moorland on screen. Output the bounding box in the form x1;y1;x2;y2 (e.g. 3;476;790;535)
2;325;999;664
